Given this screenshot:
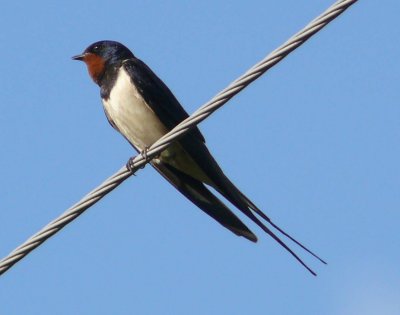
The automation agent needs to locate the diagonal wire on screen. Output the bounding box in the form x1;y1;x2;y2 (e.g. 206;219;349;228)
0;0;358;276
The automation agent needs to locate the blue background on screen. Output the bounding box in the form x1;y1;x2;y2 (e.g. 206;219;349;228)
1;1;399;314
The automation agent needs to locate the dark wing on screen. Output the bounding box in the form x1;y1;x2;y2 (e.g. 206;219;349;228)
152;161;257;242
123;58;205;142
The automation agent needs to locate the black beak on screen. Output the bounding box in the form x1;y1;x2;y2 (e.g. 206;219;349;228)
72;53;86;61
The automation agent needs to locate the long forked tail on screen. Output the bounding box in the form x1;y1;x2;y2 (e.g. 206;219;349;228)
238;191;327;265
212;175;327;276
177;133;326;274
152;155;326;275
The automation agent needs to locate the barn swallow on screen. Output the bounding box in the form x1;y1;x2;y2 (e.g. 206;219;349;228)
73;40;326;275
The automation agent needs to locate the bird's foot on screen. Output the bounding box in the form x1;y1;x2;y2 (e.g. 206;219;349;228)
126;156;137;173
140;146;150;162
126;146;152;172
139;146;152;169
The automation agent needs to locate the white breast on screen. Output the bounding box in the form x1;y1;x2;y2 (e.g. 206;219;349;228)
102;67;212;184
102;67;168;151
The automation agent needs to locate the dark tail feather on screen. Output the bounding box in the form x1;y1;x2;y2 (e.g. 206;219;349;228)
246;211;317;276
152;162;258;243
237;191;327;265
176;136;325;273
212;174;326;274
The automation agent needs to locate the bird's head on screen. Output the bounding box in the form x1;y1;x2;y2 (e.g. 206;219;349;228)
72;40;134;85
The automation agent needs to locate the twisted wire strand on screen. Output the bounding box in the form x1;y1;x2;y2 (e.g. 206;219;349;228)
0;0;357;276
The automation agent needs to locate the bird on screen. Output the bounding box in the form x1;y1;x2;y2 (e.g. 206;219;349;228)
73;40;326;275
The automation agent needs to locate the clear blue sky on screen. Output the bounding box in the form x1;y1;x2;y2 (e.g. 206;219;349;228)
1;1;399;314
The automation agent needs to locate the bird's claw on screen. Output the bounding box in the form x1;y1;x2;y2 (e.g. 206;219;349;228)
126;157;136;173
141;146;150;163
126;146;151;173
138;146;151;169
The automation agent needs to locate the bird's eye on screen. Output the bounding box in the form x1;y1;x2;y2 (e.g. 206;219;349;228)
93;45;100;52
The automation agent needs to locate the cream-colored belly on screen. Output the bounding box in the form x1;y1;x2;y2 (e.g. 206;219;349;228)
103;68;212;184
